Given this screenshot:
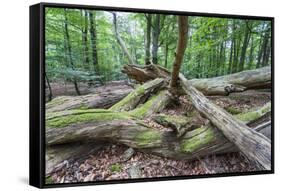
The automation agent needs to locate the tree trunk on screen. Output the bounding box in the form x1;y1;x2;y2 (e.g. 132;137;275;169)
122;64;271;96
110;78;166;112
63;9;81;95
112;12;135;65
81;10;90;67
46;86;133;113
152;14;160;64
238;21;251;72
170;16;188;89
46;103;271;173
179;73;271;170
145;14;152;64
45;73;53;101
89;11;99;72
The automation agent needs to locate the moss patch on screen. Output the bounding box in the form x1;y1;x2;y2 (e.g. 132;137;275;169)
45;176;53;184
46;109;131;129
135;130;161;147
110;85;145;111
181;127;216;153
130;91;165;118
225;106;242;115
236;103;271;122
110;164;122;173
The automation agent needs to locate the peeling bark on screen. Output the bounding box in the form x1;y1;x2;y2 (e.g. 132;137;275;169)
122;64;271;96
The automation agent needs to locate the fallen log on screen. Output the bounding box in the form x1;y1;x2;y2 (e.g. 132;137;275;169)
110;78;166;112
179;73;271;170
46;103;271;170
122;64;271;95
46;86;132;113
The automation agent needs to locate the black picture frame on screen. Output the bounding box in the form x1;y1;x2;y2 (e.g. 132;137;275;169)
30;2;274;188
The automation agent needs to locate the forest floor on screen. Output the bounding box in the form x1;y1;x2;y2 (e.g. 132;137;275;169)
48;82;271;183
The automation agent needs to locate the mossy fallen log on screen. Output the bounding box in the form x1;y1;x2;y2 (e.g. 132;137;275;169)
110;78;166;112
46;102;271;170
46;86;133;112
122;64;271;96
179;73;271;170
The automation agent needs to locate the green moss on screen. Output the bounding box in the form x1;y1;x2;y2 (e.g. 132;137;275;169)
110;164;122;172
45;176;53;184
225;106;242;115
236;103;271;122
46;97;67;108
181;127;215;153
77;103;88;110
236;111;261;122
110;85;145;111
46;109;131;129
130;91;164;118
261;103;271;113
135;130;161;147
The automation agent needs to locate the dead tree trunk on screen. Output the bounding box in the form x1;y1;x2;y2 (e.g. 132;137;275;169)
179;73;271;170
46;103;271;173
122;64;271;96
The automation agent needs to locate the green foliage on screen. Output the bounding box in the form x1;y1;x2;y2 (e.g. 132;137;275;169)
45;7;272;88
110;164;122;173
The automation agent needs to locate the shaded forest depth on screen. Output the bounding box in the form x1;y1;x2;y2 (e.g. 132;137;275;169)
45;8;271;99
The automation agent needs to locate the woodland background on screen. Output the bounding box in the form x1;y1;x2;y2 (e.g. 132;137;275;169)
45;8;271;99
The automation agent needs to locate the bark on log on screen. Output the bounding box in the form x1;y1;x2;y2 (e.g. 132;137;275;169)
46;87;133;113
110;78;166;112
122;64;271;95
46;103;271;165
179;73;271;170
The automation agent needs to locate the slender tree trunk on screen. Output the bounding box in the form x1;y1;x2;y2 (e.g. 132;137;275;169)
89;11;99;73
112;12;135;65
261;28;270;67
63;9;80;95
81;10;90;67
248;37;255;69
45;73;53;101
170;16;188;89
152;14;160;64
164;42;169;68
145;14;152;65
238;21;251;72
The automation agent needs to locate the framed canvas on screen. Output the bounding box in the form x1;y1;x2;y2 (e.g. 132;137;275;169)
29;2;274;188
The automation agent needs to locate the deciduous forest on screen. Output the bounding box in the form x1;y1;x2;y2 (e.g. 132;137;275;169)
45;8;272;184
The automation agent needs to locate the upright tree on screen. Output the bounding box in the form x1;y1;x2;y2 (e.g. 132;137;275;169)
63;8;81;95
170;16;188;89
145;14;152;65
89;11;99;73
81;10;90;67
152;14;160;64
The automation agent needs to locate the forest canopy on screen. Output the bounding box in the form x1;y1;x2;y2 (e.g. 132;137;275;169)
45;8;272;95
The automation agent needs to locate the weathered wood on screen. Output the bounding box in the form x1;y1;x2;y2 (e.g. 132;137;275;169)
110;78;166;112
46;87;132;113
179;73;271;170
122;64;271;95
46;103;271;160
129;90;171;118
